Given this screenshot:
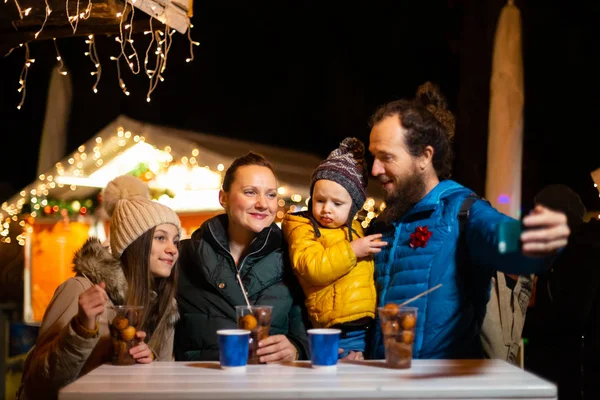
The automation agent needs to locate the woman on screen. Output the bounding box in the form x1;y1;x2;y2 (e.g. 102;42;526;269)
175;152;310;362
19;175;181;400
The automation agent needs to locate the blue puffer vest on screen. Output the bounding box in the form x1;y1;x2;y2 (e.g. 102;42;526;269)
369;180;549;359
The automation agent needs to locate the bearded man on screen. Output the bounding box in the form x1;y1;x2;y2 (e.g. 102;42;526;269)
367;82;570;359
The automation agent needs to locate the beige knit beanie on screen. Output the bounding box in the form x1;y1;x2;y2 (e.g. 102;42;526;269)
102;175;181;257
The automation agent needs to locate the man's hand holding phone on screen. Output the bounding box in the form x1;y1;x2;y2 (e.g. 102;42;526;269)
498;205;570;257
521;205;570;256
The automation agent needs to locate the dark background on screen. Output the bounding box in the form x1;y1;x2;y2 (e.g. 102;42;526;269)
1;0;599;213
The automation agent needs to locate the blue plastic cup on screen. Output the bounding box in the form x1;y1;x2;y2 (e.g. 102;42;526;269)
217;329;250;371
308;328;341;369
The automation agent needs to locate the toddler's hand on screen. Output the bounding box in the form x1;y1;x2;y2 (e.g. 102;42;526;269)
350;234;387;258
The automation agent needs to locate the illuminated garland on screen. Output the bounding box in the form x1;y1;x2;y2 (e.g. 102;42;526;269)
3;1;198;109
128;162;176;199
0;125;381;245
19;187;173;220
25;196;100;217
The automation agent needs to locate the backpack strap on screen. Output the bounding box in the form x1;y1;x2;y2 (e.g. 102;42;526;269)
458;193;481;234
456;193;489;329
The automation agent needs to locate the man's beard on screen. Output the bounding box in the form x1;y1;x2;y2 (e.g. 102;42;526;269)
378;172;427;224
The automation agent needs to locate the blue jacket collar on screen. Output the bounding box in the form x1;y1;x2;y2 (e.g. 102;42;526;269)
401;180;464;220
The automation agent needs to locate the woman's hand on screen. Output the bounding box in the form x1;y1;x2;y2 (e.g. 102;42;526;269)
77;282;108;330
256;335;298;363
130;331;154;364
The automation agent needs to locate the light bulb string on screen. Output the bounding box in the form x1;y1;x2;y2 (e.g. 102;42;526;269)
17;43;33;110
53;38;68;76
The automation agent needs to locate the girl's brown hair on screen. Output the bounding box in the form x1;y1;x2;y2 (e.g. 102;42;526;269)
120;226;178;352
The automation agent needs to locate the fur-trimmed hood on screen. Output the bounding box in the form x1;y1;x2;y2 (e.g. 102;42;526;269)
73;238;128;304
72;238;179;326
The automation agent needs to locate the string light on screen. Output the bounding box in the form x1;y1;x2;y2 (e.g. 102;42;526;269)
66;0;79;33
5;2;192;108
164;28;176;71
144;16;156;72
83;0;93;21
85;35;101;93
185;23;200;62
34;1;52;39
10;0;24;19
53;39;68;76
110;49;130;96
0;127;169;242
3;44;18;58
125;4;141;74
145;24;175;102
66;0;91;33
145;28;162;101
116;2;141;75
17;43;34;110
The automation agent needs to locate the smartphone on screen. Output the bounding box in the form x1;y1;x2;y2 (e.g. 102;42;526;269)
497;220;522;254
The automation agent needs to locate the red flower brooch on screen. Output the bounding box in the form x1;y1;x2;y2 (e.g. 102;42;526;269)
409;226;432;248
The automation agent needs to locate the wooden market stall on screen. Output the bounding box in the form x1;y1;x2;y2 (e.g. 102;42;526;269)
1;115;332;323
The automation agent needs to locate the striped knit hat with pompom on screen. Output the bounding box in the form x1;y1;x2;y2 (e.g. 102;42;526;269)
102;175;181;257
308;137;368;240
310;137;368;218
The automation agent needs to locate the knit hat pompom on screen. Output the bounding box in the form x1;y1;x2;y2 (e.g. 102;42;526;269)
102;175;150;217
338;137;366;161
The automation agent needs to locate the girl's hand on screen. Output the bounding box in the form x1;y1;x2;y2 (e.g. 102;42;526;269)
130;331;154;363
77;282;108;330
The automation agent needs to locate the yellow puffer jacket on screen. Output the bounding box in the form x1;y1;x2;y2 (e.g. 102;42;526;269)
282;212;376;328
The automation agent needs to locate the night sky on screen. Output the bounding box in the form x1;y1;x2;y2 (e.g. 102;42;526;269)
1;0;599;212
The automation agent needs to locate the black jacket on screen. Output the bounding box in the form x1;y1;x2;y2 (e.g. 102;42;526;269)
174;214;310;361
523;219;600;400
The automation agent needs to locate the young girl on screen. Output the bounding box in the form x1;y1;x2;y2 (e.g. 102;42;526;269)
19;175;181;400
282;138;386;358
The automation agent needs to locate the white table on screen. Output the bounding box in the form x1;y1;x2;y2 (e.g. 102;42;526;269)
59;359;557;400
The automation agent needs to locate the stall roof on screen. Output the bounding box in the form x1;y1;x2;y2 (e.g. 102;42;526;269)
4;115;324;215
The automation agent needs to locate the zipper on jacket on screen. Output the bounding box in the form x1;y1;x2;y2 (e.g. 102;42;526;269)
237;228;272;275
208;224;273;299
